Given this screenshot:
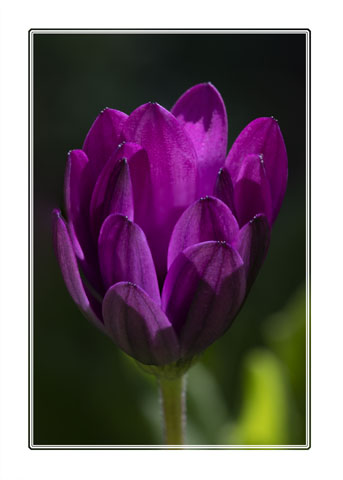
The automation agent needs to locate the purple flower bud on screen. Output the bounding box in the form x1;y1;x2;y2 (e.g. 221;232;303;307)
53;84;287;367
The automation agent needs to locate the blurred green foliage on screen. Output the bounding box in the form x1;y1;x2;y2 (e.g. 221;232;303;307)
225;349;290;445
33;32;307;446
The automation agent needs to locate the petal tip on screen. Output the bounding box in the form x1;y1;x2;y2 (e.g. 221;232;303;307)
52;208;62;221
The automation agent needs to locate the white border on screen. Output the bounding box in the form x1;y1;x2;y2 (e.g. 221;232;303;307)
29;28;310;450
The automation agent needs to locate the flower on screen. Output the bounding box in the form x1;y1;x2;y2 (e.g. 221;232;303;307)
53;83;287;367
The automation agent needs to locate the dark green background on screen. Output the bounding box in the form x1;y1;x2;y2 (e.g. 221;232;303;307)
33;32;307;446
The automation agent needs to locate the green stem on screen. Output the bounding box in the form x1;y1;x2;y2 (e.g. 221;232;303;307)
159;375;186;445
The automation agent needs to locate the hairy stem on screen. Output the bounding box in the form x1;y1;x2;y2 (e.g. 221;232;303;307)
159;375;186;445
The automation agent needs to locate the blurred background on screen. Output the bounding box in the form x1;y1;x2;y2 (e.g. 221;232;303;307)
33;32;307;446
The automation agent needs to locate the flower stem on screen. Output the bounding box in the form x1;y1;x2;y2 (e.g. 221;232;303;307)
159;374;186;445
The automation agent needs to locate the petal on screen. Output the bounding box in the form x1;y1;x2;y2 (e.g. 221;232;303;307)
83;108;128;178
234;214;271;292
172;83;228;196
90;155;133;241
225;117;287;223
52;209;104;330
63;150;105;292
126;145;153;232
167;196;239;269
91;140;153;237
98;214;160;304
64;149;89;260
214;167;236;216
122;102;197;281
162;241;246;358
103;282;180;365
233;153;273;227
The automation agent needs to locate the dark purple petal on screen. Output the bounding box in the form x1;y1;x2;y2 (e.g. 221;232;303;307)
233;153;273;227
83;108;128;178
234;214;271;292
167;196;239;269
90;155;133;242
225;117;287;223
171;83;228;196
122;102;197;281
103;282;180;365
98;214;160;304
127;146;153;231
214;167;236;216
63;150;105;293
162;241;246;358
64;149;89;260
52;209;104;330
105;141;153;236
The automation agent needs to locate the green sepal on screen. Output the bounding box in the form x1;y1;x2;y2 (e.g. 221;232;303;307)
135;355;199;380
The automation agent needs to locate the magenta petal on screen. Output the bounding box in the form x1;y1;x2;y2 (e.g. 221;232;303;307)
64;150;103;294
172;83;228;196
103;282;179;365
83;108;128;178
128;149;153;230
233;153;273;227
167;196;239;269
122;102;197;280
98;214;160;304
214;167;236;216
162;241;246;357
52;210;104;330
64;149;89;260
110;141;153;233
225;117;287;223
234;214;271;292
90;155;133;241
90;141;151;241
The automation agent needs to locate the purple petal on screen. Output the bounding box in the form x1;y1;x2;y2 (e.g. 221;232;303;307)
99;140;153;236
90;154;133;242
103;282;180;365
234;214;271;292
162;241;246;357
172;83;228;196
98;214;160;304
214;167;236;216
83;108;128;178
64;150;104;294
225;117;287;222
233;153;273;227
122;102;197;281
64;149;89;260
167;196;239;269
52;209;104;330
127;145;153;231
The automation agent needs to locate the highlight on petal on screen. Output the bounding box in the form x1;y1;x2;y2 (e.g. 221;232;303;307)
214;167;235;216
122;102;197;281
233;153;273;227
225;117;287;223
52;209;104;330
171;83;228;196
90;155;133;241
162;241;246;358
103;282;180;365
234;214;271;292
98;214;160;304
167;196;239;269
83;108;128;178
